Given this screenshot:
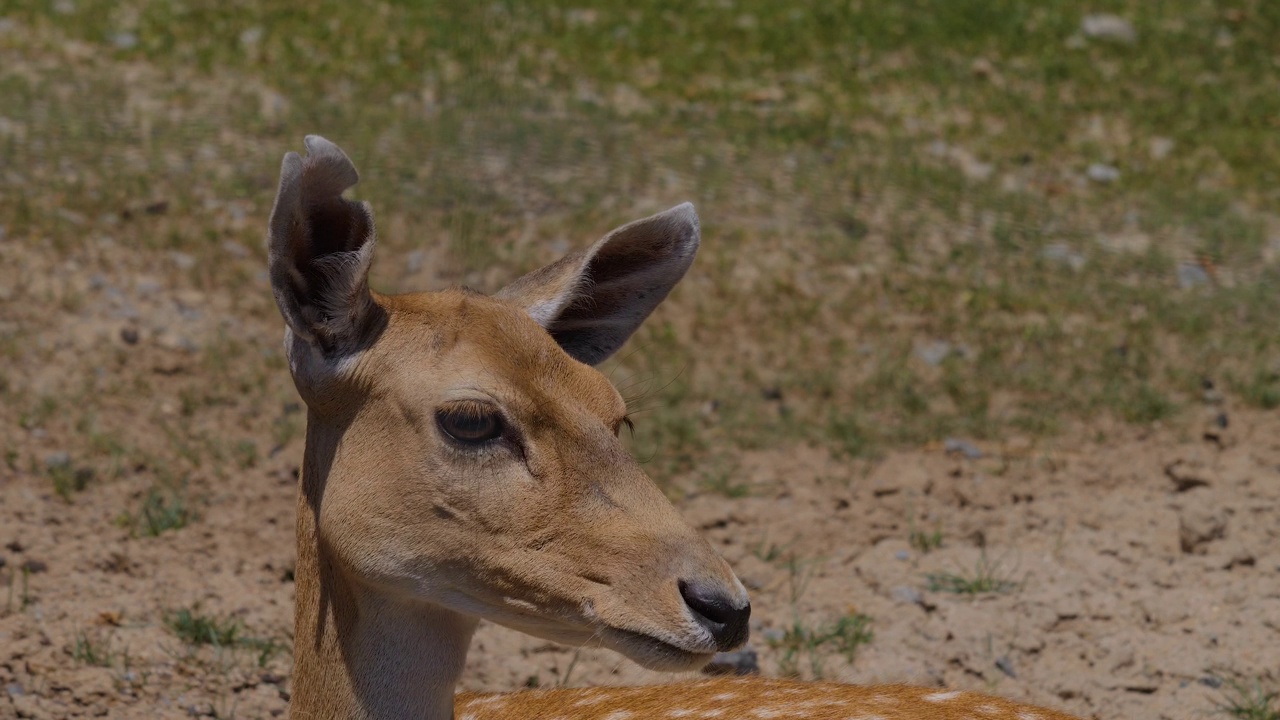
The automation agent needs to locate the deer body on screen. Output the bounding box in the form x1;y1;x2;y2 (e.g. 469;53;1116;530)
267;137;1084;720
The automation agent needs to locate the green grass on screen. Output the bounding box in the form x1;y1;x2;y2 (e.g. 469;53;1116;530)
1215;677;1280;720
770;612;874;679
72;630;116;667
121;483;194;537
164;608;286;668
925;553;1021;595
3;0;1280;479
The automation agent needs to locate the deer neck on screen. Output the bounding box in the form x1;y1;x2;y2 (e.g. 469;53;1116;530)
292;419;478;720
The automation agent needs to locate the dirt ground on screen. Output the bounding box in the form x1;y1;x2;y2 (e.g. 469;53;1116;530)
1;224;1278;719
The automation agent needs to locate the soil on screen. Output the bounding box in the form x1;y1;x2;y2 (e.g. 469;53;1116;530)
2;238;1279;720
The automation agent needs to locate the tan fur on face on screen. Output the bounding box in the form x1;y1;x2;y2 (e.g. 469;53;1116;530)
311;288;741;669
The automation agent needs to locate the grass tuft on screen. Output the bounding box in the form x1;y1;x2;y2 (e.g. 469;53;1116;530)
925;553;1020;595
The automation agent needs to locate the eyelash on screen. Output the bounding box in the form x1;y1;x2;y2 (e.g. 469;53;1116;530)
616;415;635;436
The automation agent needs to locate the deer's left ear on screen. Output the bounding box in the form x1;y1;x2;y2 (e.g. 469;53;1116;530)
497;203;700;365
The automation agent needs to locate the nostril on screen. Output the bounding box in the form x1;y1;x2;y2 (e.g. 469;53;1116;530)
678;579;751;651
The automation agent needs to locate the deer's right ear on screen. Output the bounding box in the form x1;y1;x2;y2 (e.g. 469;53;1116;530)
267;136;379;356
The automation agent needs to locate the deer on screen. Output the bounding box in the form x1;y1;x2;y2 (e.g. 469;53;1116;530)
266;135;1085;720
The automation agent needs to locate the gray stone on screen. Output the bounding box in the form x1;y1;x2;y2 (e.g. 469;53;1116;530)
915;340;952;367
1178;263;1210;289
1087;163;1121;183
701;647;760;676
944;438;983;460
1042;243;1086;271
110;32;138;50
1081;14;1136;44
44;451;71;469
891;585;923;605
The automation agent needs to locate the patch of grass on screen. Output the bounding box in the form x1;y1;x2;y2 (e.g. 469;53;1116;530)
164;608;287;668
123;483;194;537
232;440;258;470
166;608;242;647
925;553;1020;595
909;527;945;554
770;612;874;679
49;463;94;501
72;630;115;667
1214;677;1280;720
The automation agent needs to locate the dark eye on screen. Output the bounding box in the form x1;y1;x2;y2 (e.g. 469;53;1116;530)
436;402;504;445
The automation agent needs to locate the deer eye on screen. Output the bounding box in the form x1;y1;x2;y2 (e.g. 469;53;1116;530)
436;402;504;445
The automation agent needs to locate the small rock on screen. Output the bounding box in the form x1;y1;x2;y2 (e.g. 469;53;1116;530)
6;682;23;697
22;559;47;574
1081;14;1136;44
44;452;71;470
1149;137;1175;161
405;250;426;274
1179;502;1227;554
1164;460;1211;492
5;540;23;552
110;31;138;50
702;647;760;676
995;655;1017;678
1041;243;1086;271
894;550;911;561
240;26;264;47
1087;163;1121;183
221;240;249;259
944;438;982;460
170;251;196;271
1178;262;1211;289
1199;676;1223;689
891;585;923;605
915;340;952;367
120;327;140;345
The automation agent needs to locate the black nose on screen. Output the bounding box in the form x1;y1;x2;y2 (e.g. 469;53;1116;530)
678;579;750;651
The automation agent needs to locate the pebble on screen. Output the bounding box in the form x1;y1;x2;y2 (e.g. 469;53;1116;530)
995;655;1017;678
6;682;22;697
1178;262;1210;289
894;549;911;561
944;438;983;460
891;585;923;605
44;451;71;469
915;340;952;367
1087;163;1121;183
111;32;138;49
702;647;760;676
1081;14;1136;44
1041;243;1086;271
170;251;196;271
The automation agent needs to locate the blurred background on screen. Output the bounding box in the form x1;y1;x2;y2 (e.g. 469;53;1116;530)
1;2;1278;719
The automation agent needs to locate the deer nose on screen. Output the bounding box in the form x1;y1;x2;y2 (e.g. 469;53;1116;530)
678;579;751;651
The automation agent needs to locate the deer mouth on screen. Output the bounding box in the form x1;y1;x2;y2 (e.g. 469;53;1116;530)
598;625;718;671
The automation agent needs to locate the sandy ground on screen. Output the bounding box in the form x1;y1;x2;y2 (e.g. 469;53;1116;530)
1;237;1279;720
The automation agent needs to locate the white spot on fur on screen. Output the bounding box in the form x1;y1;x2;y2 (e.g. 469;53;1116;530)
1017;713;1043;720
601;712;634;720
710;693;737;701
923;690;963;703
976;704;1001;715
